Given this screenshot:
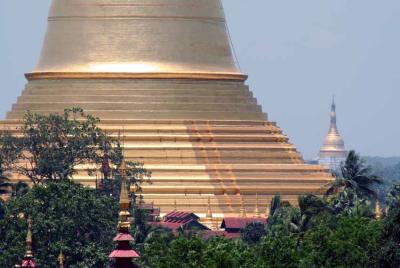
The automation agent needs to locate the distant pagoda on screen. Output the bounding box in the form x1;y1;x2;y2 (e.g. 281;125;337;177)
318;99;347;171
109;162;140;268
2;0;332;217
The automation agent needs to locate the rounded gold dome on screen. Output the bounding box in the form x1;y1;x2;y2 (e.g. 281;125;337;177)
28;0;245;80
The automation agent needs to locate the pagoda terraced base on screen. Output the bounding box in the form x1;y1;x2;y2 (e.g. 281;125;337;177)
1;118;332;217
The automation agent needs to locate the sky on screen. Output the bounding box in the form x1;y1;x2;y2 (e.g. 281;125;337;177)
0;1;399;159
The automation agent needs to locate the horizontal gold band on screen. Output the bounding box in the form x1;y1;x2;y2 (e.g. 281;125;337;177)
48;15;225;22
25;72;248;81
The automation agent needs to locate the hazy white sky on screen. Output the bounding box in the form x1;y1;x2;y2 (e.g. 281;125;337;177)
0;1;399;159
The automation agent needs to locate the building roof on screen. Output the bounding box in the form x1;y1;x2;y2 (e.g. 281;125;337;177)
113;233;134;242
163;211;199;222
21;260;36;268
221;217;267;230
109;250;140;258
152;211;209;232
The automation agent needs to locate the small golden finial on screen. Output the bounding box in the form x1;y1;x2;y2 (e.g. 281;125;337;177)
206;196;213;219
58;250;65;268
118;173;131;232
25;218;33;258
254;193;261;218
173;199;177;211
375;201;382;219
239;199;247;218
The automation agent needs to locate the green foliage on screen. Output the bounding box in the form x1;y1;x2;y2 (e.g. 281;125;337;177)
298;194;333;231
99;161;151;203
131;206;153;245
241;221;267;244
0;180;118;267
0;157;12;195
0;108;122;184
0;200;4;220
141;235;264;268
326;150;382;200
378;204;400;267
267;196;301;234
257;232;301;268
386;183;400;212
11;181;29;198
300;216;382;267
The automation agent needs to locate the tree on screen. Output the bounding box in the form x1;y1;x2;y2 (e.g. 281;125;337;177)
11;181;29;198
0;199;4;220
0;157;12;195
300;215;382;267
257;232;301;268
241;221;267;244
267;196;301;234
0;179;118;267
386;183;400;212
0;108;121;184
298;194;333;231
326;150;382;200
99;161;151;203
378;197;400;267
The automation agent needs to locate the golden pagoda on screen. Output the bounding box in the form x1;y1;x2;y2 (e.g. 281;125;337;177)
2;0;332;218
318;99;347;171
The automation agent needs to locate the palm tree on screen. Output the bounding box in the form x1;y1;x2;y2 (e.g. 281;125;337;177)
298;194;333;231
325;150;382;199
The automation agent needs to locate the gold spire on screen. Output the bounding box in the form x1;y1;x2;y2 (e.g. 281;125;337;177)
58;250;65;268
206;196;213;219
173;199;177;211
375;201;382;219
254;193;261;218
118;170;131;231
25;218;33;258
240;199;247;218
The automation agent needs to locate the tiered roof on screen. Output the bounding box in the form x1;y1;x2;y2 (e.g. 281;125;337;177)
109;165;140;268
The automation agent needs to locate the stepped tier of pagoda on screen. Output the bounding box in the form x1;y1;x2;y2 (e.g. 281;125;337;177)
1;0;332;218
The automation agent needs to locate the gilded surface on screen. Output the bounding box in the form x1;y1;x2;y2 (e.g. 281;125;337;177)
33;0;242;78
2;0;333;219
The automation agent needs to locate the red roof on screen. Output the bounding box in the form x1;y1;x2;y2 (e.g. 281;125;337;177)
113;233;134;242
22;259;36;267
109;250;140;258
163;211;199;222
151;211;209;232
221;217;267;230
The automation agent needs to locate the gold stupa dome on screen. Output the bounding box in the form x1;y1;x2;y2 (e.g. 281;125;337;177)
28;0;245;81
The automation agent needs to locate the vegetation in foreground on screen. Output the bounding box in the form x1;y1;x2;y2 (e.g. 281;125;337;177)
0;109;399;267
